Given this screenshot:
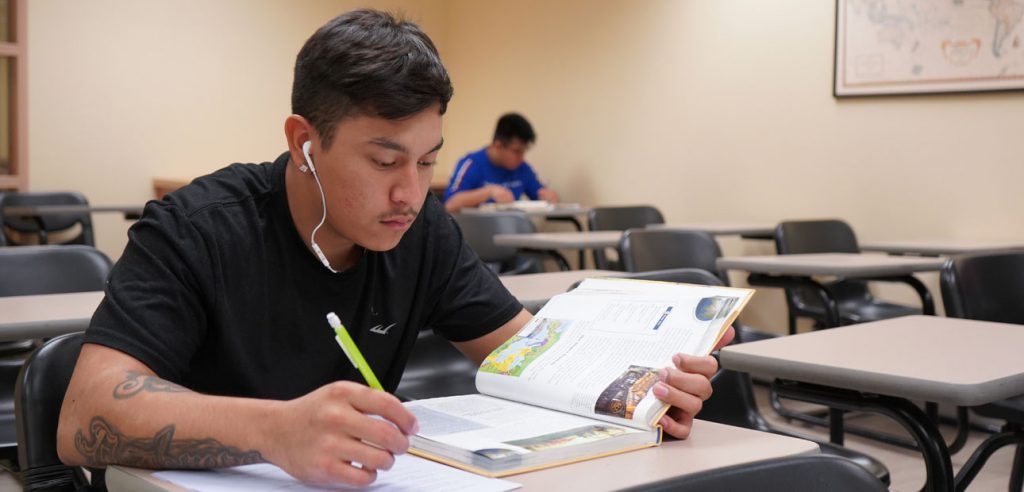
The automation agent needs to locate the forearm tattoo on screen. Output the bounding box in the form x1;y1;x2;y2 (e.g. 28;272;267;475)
74;417;264;468
113;372;189;399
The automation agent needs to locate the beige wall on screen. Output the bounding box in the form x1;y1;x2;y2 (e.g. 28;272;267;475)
27;1;1024;332
27;0;447;256
439;0;1024;331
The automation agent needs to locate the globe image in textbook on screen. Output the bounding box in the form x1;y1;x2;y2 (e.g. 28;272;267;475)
695;296;725;321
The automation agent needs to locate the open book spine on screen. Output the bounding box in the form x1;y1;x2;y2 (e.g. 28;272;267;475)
407;435;661;478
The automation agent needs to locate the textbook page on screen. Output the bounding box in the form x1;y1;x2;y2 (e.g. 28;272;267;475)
151;454;521;492
476;278;752;428
407;394;646;455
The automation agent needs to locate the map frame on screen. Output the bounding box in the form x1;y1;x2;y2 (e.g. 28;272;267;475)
834;0;1024;96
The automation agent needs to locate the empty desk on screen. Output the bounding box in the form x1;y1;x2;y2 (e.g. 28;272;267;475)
720;315;1024;491
860;239;1024;257
0;291;102;341
717;253;944;328
648;222;775;239
493;231;623;271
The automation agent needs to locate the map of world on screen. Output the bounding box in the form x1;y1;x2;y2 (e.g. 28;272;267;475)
836;0;1024;95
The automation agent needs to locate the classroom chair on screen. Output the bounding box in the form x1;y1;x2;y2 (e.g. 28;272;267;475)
0;245;112;471
775;219;921;334
587;205;664;270
452;211;545;275
0;191;95;246
621;454;887;492
940;251;1024;491
15;332;101;491
619;228;728;284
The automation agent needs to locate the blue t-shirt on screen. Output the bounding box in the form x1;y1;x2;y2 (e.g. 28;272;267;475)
443;147;543;203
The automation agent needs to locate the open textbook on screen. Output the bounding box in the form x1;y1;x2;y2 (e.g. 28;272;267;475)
405;277;753;477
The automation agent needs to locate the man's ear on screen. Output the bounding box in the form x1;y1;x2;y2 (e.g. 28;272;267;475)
284;115;316;172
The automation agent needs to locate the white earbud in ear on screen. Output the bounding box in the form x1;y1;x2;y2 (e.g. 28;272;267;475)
300;140;316;174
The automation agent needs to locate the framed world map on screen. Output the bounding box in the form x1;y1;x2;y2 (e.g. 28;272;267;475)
834;0;1024;96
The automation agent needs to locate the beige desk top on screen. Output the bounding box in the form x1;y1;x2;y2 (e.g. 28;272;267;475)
0;291;102;341
721;315;1024;406
493;231;622;249
500;270;624;312
3;204;145;216
105;419;819;492
648;223;775;237
717;252;945;277
860;239;1024;256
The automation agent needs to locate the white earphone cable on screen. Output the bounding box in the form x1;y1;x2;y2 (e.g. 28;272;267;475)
309;169;338;273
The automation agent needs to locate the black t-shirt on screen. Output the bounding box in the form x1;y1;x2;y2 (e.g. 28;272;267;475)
86;152;522;399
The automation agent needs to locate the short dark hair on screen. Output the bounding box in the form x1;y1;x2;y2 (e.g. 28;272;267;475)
493;113;535;144
292;9;454;148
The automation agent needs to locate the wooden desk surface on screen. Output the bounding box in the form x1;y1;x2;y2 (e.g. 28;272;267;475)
860;239;1024;256
721;315;1024;406
105;420;819;491
0;291;102;341
493;231;622;249
717;252;945;277
648;223;775;237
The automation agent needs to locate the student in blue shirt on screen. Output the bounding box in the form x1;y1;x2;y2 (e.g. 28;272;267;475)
443;113;560;212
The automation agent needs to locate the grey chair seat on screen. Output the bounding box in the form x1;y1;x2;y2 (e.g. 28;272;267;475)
795;295;920;325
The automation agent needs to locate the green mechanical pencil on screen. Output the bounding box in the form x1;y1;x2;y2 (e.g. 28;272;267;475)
326;312;383;390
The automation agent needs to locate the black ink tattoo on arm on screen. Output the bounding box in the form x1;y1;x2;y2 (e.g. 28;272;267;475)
74;417;264;468
113;372;189;399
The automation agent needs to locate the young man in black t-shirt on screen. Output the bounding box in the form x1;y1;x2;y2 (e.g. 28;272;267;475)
56;9;732;487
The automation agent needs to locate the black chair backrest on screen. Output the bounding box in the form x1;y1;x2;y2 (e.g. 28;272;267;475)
0;191;95;246
775;219;860;255
619;228;726;283
587;206;664;270
774;219;870;311
15;332;89;491
622;455;887;492
395;329;478;402
0;245;112;297
587;205;665;231
453;211;539;274
941;251;1024;324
